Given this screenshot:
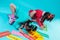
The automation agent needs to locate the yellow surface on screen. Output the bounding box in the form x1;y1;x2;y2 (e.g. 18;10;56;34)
29;31;44;40
6;34;22;40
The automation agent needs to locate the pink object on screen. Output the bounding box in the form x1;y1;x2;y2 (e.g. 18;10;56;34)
8;14;15;18
8;14;16;24
20;32;34;40
11;30;23;36
11;30;34;40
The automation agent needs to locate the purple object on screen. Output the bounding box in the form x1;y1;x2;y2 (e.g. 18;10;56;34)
8;14;16;25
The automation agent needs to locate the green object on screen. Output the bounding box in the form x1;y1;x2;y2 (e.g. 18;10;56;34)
43;25;48;31
37;31;49;38
44;26;47;31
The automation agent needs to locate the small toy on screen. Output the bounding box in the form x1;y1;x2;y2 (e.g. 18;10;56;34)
29;9;55;29
8;3;18;25
0;31;10;38
7;34;22;40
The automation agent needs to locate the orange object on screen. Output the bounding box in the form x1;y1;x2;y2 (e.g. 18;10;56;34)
0;31;10;38
29;31;44;40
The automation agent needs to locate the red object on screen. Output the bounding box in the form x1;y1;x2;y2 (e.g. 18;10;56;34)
20;32;34;40
0;31;10;38
35;10;44;27
29;9;44;28
29;10;33;13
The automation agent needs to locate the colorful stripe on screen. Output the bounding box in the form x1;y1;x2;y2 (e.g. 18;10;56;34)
29;31;44;40
37;31;49;38
11;30;34;40
11;30;23;36
20;32;34;40
0;31;10;38
7;34;22;40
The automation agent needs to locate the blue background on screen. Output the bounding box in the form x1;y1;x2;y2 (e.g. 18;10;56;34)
0;0;60;40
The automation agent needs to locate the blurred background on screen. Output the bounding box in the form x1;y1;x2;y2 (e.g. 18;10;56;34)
0;0;60;40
